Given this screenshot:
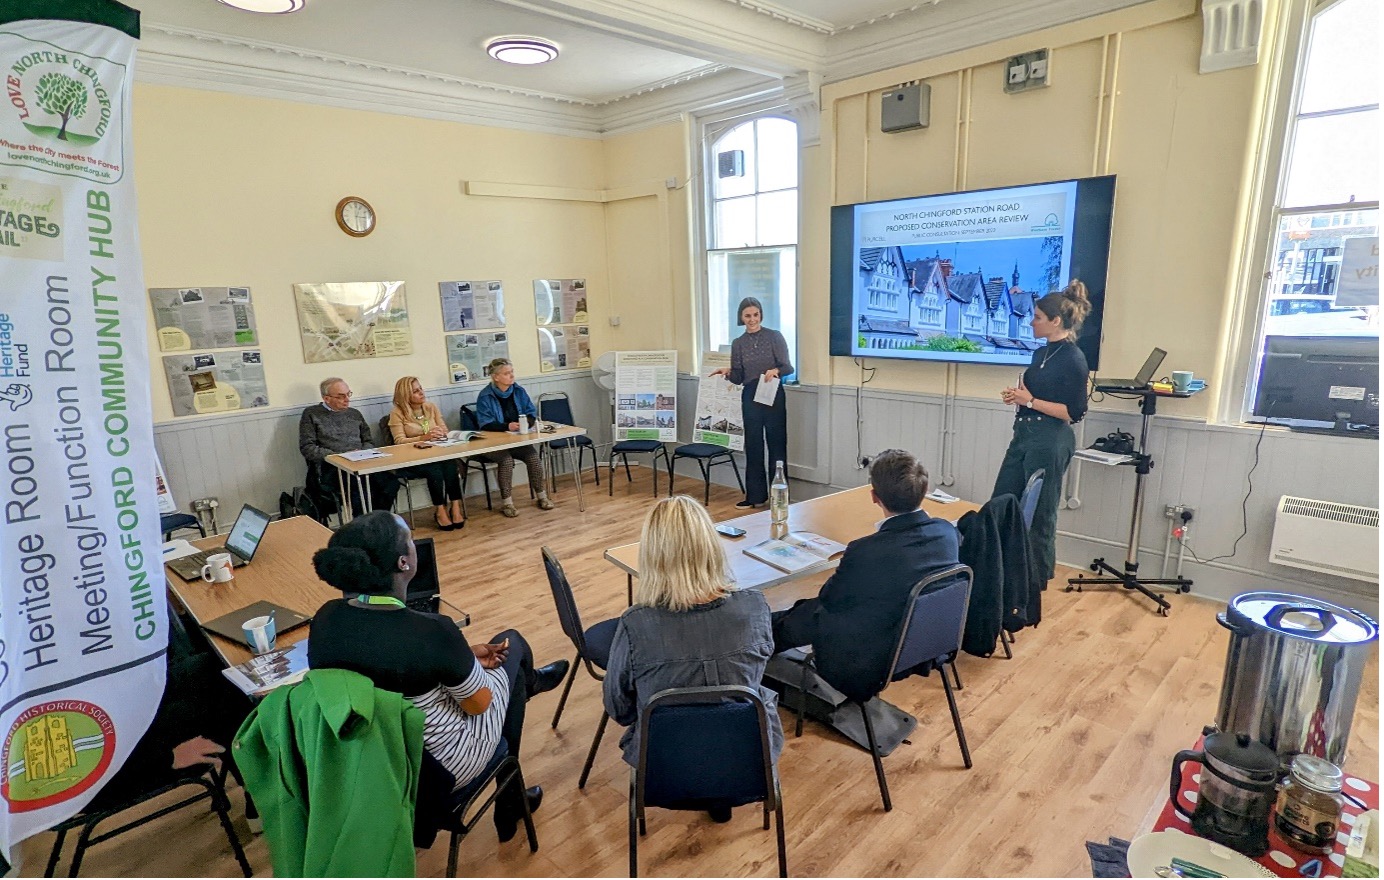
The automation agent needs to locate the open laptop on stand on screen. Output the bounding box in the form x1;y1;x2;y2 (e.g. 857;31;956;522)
166;504;272;581
406;538;471;626
1097;347;1166;390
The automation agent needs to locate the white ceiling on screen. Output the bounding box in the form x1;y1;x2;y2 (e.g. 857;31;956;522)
130;0;1157;135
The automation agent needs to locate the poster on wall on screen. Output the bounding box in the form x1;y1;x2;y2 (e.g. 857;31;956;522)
163;351;270;416
293;281;413;363
615;351;677;441
446;331;509;383
693;351;744;450
537;325;591;373
0;4;167;855
439;280;506;331
533;278;589;325
149;286;258;351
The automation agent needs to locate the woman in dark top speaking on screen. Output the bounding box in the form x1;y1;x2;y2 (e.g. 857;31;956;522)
991;280;1091;585
709;297;794;509
307;512;569;843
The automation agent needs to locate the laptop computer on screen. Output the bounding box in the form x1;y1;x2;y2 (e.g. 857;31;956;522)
406;537;441;613
166;504;272;581
1098;347;1167;390
202;600;311;645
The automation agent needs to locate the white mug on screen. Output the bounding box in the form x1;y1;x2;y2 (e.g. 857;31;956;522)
200;552;235;584
242;614;276;654
1172;370;1194;393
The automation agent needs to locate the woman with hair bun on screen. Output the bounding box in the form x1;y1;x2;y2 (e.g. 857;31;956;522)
307;511;569;843
992;280;1092;586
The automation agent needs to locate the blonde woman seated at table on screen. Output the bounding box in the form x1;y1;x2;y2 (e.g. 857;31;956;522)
474;358;553;517
388;376;466;531
602;495;782;824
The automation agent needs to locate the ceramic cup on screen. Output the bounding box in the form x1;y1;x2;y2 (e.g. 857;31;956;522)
1172;371;1194;393
242;615;277;654
200;552;235;584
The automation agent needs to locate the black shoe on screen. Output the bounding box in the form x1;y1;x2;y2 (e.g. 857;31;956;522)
496;786;543;843
734;499;762;510
707;805;732;823
531;660;571;696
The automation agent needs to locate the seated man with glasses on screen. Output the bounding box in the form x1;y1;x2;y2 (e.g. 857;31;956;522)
298;377;401;515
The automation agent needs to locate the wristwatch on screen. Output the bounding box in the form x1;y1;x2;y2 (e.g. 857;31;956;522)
1024;399;1034;409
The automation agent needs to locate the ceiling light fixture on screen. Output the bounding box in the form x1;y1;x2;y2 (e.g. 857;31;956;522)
485;36;560;65
215;0;306;13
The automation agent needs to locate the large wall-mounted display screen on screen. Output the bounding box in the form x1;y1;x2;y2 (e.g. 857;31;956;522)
829;176;1115;370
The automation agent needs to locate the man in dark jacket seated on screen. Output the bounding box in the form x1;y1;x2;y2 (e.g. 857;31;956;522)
298;377;400;515
771;449;961;702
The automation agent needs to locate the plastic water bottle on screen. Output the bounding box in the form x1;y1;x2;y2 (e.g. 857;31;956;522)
770;461;789;524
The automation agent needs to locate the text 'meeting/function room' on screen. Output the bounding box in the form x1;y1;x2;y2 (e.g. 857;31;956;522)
0;0;1379;877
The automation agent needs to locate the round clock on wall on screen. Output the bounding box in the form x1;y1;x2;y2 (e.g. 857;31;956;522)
335;196;376;237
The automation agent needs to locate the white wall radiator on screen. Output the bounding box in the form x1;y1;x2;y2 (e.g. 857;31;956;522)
1269;495;1379;584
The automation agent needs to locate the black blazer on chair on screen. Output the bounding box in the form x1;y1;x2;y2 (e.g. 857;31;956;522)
809;509;961;702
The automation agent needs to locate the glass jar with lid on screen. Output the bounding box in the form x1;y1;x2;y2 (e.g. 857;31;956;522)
1275;754;1345;854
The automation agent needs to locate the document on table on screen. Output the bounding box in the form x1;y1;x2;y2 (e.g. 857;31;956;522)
341;449;390;461
753;374;780;406
925;488;959;503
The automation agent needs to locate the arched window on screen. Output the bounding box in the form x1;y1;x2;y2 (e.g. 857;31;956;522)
704;116;798;374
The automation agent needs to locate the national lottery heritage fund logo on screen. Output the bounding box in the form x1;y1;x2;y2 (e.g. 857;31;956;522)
1;701;115;812
2;34;125;182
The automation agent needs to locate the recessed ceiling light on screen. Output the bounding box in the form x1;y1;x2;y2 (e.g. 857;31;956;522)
215;0;306;13
485;36;560;65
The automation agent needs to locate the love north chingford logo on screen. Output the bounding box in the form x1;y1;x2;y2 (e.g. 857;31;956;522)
6;46;114;146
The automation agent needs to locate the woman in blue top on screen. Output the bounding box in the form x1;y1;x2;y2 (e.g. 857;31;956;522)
475;358;553;517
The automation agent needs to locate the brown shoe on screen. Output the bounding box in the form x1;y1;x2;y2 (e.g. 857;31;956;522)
536;497;555;511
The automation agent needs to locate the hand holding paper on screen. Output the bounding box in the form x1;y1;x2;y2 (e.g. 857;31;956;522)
753;373;780;406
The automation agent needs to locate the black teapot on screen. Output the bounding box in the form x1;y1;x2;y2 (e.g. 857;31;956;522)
1169;728;1280;856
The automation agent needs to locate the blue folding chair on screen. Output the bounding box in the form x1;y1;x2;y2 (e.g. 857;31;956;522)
795;564;974;812
541;548;619;789
538;392;600;491
666;443;743;505
608;440;670;497
630;686;786;878
436;741;537;877
1020;468;1045;531
160;511;204;541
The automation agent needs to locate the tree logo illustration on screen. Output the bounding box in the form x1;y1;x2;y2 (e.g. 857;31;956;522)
34;72;90;141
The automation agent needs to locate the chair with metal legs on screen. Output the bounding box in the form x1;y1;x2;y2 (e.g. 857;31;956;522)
794;564;974;812
608;440;670;497
435;743;538;877
541;547;620;788
629;686;787;878
666;443;743;505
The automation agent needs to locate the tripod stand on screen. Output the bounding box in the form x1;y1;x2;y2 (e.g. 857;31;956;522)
1066;387;1192;616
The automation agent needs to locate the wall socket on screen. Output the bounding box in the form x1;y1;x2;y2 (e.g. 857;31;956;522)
1163;504;1196;522
859;455;872;470
192;497;219;512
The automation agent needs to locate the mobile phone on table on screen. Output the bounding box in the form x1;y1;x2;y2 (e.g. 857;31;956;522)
715;524;747;538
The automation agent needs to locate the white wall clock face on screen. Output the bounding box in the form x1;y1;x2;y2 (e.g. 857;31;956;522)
335;196;376;237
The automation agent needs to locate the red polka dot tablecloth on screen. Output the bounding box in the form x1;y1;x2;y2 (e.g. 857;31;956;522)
1154;736;1378;877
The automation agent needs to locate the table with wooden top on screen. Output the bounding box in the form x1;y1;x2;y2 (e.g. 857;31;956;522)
604;484;980;605
326;423;589;517
165;515;340;666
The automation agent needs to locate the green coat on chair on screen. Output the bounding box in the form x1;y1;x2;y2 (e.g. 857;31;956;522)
233;669;424;877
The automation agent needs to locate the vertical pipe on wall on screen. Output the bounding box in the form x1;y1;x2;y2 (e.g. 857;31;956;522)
937;68;974;487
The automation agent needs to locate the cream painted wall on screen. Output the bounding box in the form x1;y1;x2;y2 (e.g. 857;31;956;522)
134;85;609;423
600;121;697;367
807;0;1262;419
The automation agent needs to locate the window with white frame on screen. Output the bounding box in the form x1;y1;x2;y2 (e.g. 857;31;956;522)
1246;0;1378;428
705;116;798;375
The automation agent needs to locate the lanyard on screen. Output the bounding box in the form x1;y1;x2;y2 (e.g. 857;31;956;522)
357;594;405;608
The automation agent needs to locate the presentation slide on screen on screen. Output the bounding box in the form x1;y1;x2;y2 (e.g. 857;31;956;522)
849;180;1079;366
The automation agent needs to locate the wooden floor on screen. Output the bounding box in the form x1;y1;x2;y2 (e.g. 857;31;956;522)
22;468;1379;877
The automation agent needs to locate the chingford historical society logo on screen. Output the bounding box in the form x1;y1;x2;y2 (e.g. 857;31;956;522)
1;35;126;182
1;701;115;813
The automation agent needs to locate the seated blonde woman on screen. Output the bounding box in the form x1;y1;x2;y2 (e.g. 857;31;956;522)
388;376;465;531
602;495;782;823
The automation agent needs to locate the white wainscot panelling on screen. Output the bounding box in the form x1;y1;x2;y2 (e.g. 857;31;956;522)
154;373;608;532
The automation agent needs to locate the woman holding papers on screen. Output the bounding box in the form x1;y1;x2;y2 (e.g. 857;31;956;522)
709;297;794;509
992;281;1092;585
388;376;465;531
603;496;782;823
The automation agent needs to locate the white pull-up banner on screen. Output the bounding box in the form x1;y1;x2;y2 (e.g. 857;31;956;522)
0;0;164;859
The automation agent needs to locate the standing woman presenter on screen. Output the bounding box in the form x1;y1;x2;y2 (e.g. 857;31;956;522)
992;281;1091;585
709;297;793;509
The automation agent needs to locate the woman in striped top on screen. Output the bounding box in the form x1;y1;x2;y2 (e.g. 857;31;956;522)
308;512;570;844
